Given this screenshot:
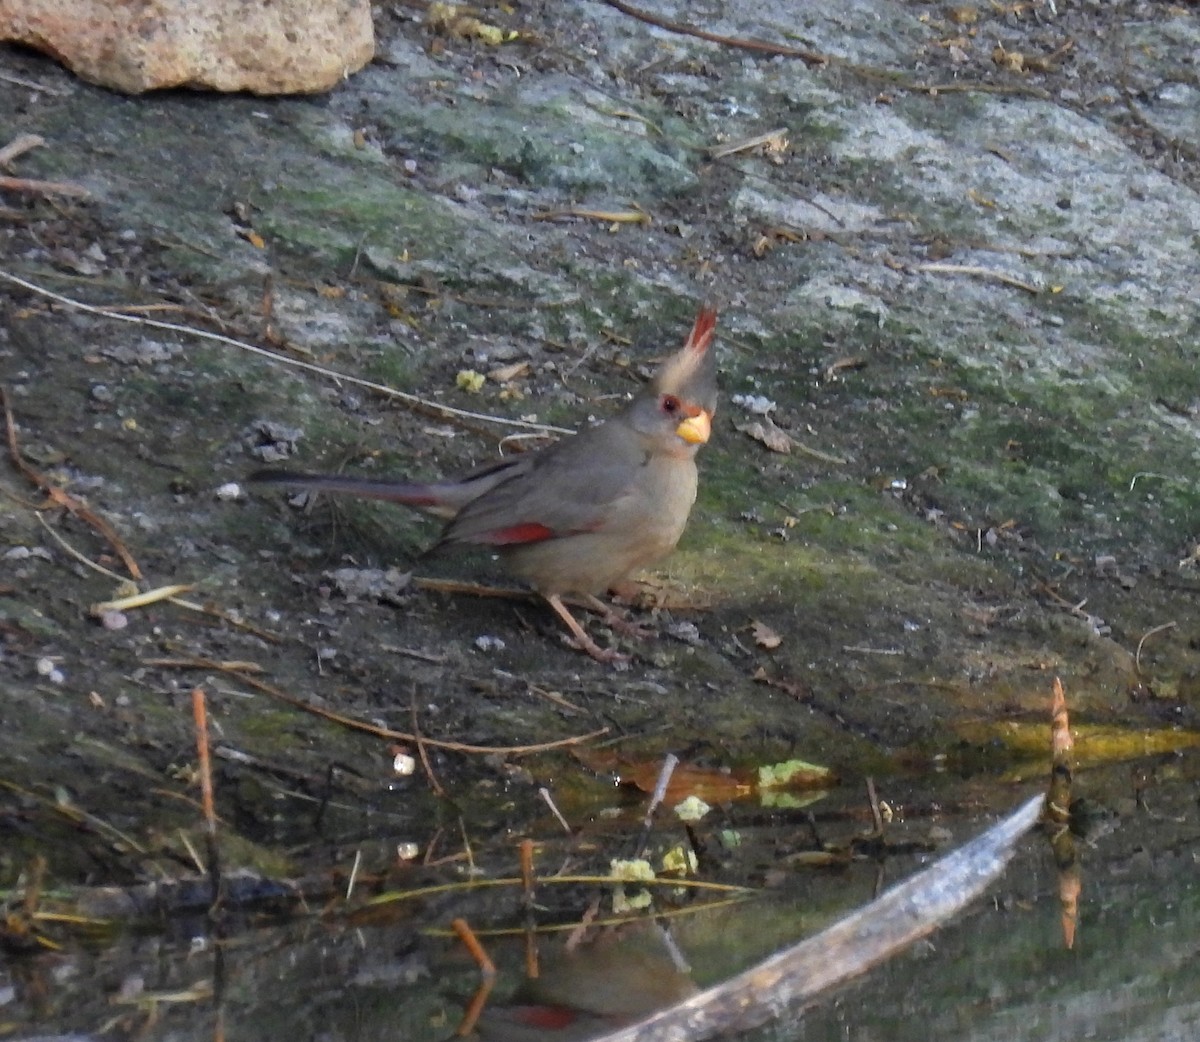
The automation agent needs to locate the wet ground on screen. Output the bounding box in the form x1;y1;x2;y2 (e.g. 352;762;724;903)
2;1;1200;1039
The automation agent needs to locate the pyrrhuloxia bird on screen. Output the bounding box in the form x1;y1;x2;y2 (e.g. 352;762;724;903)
251;306;718;663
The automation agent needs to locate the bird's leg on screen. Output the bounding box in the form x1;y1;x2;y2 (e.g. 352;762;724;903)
544;594;630;664
580;593;657;641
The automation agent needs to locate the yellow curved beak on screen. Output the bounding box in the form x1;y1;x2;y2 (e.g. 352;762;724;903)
675;410;712;446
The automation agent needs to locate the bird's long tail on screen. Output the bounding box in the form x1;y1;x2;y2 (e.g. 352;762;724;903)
247;469;461;518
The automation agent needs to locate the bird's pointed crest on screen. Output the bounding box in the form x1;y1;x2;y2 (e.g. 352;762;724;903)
653;305;718;412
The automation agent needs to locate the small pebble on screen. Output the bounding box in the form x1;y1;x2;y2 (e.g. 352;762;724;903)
215;482;244;501
731;393;776;415
475;635;506;652
665;621;701;645
100;610;129;631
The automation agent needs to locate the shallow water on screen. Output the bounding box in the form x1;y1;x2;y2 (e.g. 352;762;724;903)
5;752;1196;1042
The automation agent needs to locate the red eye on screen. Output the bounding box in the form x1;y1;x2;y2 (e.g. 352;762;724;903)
661;394;681;414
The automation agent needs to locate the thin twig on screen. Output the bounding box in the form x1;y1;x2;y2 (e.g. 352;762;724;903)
911;262;1043;295
538;787;573;834
35;513;281;642
411;692;446;797
346;850;363;900
601;0;1052;102
91;584;195;614
0;71;71;95
0;176;90;198
381;643;448;664
459;817;476;875
5;387;142;579
454;918;496;1036
1134;621;1176;674
0;270;572;436
634;752;679;860
645;753;679;826
191;688;222;910
599;0;827;66
866;777;884;835
144;656;608;755
35;512;127;582
0;134;45;167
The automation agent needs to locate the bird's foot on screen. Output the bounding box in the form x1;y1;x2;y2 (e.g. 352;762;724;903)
563;633;631;665
546;593;631;665
580;594;657;641
599;612;656;641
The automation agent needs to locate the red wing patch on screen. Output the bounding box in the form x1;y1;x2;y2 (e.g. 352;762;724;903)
478;522;558;545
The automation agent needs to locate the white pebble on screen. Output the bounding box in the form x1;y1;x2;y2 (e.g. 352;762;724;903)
474;635;506;652
731;393;777;415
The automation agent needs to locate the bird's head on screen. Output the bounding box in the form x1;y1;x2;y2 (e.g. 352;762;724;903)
630;305;718;454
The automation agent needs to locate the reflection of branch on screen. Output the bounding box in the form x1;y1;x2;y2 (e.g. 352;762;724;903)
591;796;1044;1042
1046;677;1079;949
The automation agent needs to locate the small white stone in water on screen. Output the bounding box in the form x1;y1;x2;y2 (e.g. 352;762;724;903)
215;482;244;501
393;752;417;776
100;610;129;631
36;656;56;676
3;546;31;560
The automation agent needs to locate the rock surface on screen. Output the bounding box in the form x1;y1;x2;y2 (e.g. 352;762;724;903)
0;0;374;94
